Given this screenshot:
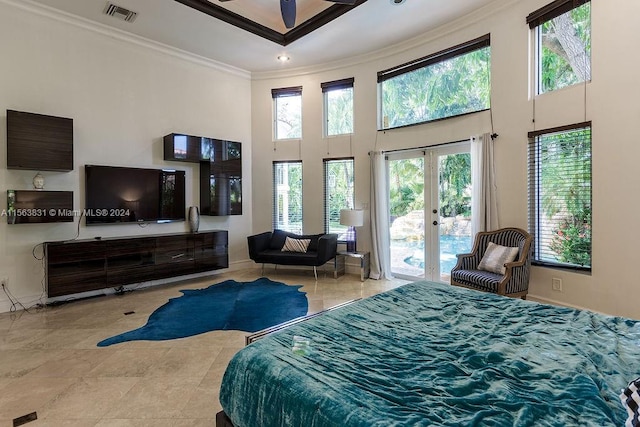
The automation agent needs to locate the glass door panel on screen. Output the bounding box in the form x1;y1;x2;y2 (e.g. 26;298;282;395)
387;143;472;282
388;156;425;278
435;149;473;282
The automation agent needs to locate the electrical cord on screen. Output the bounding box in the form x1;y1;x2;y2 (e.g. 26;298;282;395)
7;210;86;314
71;210;84;240
5;242;50;313
1;282;41;314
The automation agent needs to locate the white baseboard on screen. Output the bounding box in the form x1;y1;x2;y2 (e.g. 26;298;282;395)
525;293;588;311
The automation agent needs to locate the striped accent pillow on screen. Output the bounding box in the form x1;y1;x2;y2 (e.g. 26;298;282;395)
478;242;519;275
621;377;640;427
281;237;311;253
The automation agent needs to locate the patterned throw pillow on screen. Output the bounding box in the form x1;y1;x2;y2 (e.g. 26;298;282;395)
281;237;311;253
621;377;640;427
477;242;519;275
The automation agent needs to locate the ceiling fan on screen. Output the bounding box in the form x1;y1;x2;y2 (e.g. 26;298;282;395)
218;0;357;29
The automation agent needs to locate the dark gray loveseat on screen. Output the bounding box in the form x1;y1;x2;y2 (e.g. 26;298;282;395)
248;230;338;280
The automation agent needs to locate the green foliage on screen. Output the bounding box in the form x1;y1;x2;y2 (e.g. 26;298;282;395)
539;128;591;267
274;162;303;232
539;3;591;93
389;154;471;220
325;160;354;234
540;46;576;92
439;154;471;217
286;163;303;224
389;158;424;218
326;88;353;136
549;211;591;267
381;47;490;129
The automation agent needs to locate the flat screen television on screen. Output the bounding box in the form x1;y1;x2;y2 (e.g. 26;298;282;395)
85;165;185;225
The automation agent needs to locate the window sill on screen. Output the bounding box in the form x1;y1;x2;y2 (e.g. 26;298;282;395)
532;260;591;275
273;138;302;142
535;80;592;98
323;133;354;140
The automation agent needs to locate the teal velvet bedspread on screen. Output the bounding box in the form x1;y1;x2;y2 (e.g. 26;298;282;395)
219;281;640;426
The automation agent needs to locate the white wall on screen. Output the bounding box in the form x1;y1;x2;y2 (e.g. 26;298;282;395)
0;1;252;311
251;0;640;318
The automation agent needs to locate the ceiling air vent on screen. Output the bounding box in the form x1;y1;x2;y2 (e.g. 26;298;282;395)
103;2;137;23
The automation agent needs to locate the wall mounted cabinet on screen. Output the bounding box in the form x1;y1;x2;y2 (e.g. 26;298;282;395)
45;230;228;297
164;133;242;216
163;133;211;162
200;140;242;216
7;110;73;171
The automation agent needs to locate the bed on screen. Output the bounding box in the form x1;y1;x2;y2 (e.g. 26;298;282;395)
218;281;640;426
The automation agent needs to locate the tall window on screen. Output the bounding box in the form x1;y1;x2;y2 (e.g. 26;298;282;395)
378;34;490;130
323;158;355;237
527;0;591;94
528;123;591;270
272;86;302;140
322;78;354;137
273;161;303;233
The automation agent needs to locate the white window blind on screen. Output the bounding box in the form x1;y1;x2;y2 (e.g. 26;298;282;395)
273;161;303;233
528;122;591;270
323;158;354;238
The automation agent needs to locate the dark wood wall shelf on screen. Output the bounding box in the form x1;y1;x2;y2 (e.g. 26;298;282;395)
45;230;228;297
164;133;242;216
7;190;74;224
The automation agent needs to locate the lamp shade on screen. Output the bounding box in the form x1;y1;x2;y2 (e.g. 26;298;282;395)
339;209;364;227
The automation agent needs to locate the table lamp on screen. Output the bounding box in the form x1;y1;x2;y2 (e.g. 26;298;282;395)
340;209;364;252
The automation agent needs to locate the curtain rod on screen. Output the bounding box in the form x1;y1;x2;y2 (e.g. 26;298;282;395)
369;133;498;156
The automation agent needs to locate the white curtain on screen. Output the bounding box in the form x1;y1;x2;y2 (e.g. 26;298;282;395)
471;133;499;236
369;151;392;280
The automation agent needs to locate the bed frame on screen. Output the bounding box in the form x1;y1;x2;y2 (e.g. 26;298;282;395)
216;411;234;427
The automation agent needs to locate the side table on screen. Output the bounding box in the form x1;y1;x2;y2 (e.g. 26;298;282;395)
334;251;370;281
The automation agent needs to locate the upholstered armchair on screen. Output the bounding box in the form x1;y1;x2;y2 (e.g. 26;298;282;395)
450;227;533;299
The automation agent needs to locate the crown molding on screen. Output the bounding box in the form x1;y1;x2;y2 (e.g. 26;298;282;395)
251;0;520;81
0;0;251;79
175;0;368;46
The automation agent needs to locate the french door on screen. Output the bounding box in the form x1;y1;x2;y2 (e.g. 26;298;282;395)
387;143;472;282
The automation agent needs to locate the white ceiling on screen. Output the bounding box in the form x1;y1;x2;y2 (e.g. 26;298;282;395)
27;0;499;73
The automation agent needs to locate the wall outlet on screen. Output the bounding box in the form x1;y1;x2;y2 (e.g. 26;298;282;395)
0;277;7;288
552;277;563;292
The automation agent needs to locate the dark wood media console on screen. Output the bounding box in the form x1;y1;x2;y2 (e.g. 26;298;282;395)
45;230;228;298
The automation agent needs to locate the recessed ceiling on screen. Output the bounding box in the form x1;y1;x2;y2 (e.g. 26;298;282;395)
207;0;334;33
175;0;367;46
24;0;500;73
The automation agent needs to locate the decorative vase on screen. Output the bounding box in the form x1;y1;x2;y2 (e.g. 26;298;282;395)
188;206;200;233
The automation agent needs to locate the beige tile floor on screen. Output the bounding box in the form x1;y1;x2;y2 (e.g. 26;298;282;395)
0;267;406;426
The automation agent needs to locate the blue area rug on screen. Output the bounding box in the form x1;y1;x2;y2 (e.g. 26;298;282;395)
97;278;308;347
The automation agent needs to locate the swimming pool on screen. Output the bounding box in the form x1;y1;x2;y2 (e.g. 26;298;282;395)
396;234;472;274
